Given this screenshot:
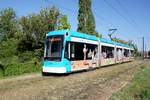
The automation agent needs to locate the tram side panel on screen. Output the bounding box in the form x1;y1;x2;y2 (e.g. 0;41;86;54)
100;43;116;66
66;40;99;72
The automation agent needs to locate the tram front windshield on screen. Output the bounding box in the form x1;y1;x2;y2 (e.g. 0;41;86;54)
45;35;63;61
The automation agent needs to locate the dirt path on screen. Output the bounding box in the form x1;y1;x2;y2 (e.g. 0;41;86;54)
0;60;147;100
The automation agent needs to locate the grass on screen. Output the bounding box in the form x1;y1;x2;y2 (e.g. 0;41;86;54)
110;65;150;100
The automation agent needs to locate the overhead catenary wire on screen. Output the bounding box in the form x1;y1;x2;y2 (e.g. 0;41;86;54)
115;0;143;34
93;11;115;29
43;0;143;41
44;0;141;34
116;0;150;51
92;2;117;29
92;1;118;33
103;0;142;36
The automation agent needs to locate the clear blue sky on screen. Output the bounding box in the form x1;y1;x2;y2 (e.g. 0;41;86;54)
0;0;150;51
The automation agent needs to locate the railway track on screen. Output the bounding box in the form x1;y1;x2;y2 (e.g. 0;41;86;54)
0;60;147;100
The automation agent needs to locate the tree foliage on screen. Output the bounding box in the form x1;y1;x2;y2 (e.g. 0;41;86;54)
0;8;18;40
18;6;71;52
128;40;139;56
40;6;60;31
0;6;71;55
77;0;100;36
57;15;71;30
112;37;128;44
0;6;71;77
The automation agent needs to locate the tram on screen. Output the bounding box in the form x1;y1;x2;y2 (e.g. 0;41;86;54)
42;30;134;74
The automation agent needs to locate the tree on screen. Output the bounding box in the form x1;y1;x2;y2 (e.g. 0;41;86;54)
40;6;60;31
57;15;71;30
0;8;18;40
77;0;87;33
18;16;35;52
86;0;96;35
112;37;128;44
18;6;69;52
94;31;102;37
77;0;99;36
128;40;139;57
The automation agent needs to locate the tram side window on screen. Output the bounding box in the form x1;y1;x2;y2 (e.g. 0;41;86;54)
101;46;114;59
124;49;129;57
86;44;98;60
64;42;84;60
70;42;84;60
65;42;98;61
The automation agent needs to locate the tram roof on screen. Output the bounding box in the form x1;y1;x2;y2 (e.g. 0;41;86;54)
100;38;131;48
47;30;98;41
47;30;133;49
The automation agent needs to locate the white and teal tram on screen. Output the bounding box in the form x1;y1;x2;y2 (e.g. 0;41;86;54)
42;30;134;74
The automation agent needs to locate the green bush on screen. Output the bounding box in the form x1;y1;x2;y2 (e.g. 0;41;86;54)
0;38;18;59
18;51;34;63
34;49;43;61
4;58;41;77
0;56;41;77
0;39;42;78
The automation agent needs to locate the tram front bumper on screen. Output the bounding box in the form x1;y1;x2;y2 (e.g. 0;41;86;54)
42;66;66;74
